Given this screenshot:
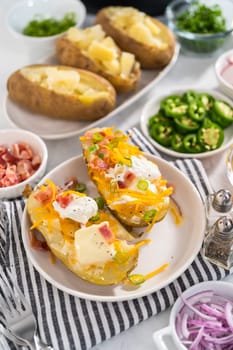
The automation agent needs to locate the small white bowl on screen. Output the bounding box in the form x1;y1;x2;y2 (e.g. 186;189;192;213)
6;0;86;55
215;48;233;100
153;280;233;350
140;88;233;159
0;129;48;199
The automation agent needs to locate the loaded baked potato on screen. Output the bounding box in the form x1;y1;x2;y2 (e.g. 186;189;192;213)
27;180;147;285
96;6;175;69
7;64;116;121
56;25;141;93
80;127;173;228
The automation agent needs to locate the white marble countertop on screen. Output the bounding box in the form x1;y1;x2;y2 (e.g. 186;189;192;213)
0;1;233;349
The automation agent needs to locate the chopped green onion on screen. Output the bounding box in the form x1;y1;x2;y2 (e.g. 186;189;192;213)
98;153;104;159
22;12;77;37
94;197;105;209
114;251;130;264
143;209;157;223
89;213;100;222
137;179;149;191
88;144;99;153
108;138;120;149
76;183;86;193
93;132;104;142
128;274;146;285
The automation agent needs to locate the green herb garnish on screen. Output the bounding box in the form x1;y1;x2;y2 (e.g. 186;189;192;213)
76;183;87;193
23;12;76;37
176;2;226;34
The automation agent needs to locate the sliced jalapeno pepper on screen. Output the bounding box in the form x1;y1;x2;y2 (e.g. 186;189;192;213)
183;134;202;153
164;103;189;118
161;95;185;118
188;101;206;122
174;116;200;134
197;119;224;151
198;93;213;111
148;113;168;128
149;122;173;147
171;133;186;153
211;100;233;128
183;90;199;103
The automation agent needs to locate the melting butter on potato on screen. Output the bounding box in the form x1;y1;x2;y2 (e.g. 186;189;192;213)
7;64;116;121
96;6;176;69
56;25;141;92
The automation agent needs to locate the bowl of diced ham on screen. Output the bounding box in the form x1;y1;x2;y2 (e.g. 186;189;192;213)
0;129;48;199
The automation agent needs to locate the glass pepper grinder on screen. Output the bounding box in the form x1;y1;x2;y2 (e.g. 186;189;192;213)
204;189;233;234
203;216;233;270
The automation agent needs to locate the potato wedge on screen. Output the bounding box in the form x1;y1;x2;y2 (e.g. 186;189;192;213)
27;180;146;285
7;64;116;121
96;6;176;69
56;25;141;92
80;127;173;227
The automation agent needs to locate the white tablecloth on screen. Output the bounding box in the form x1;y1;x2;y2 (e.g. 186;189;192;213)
0;1;233;349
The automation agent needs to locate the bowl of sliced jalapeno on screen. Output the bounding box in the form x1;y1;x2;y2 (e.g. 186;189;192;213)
140;88;233;158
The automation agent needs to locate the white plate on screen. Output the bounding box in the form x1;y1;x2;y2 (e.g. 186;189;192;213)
140;88;233;159
21;153;205;302
4;45;179;140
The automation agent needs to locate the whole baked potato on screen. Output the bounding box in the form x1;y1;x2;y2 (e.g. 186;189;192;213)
7;64;116;121
27;180;146;285
56;25;141;93
96;6;176;69
80;127;173;228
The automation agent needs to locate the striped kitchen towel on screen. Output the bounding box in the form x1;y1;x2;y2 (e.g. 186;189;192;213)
0;127;232;350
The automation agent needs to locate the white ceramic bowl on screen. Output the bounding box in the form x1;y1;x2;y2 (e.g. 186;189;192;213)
6;0;86;54
153;280;233;349
215;48;233;100
0;129;48;199
140;88;233;159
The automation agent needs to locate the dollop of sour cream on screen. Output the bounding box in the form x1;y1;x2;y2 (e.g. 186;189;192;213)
52;195;98;225
106;155;161;193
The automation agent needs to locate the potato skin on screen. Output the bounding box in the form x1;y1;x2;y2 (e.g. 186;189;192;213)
7;64;116;121
27;189;139;285
56;36;141;93
96;7;176;69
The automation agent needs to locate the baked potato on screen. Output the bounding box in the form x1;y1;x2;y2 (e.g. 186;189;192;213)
80;127;173;228
96;6;176;69
27;179;147;285
56;25;141;93
7;64;116;121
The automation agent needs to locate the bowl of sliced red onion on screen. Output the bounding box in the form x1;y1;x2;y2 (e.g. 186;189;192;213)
0;128;48;199
153;281;233;350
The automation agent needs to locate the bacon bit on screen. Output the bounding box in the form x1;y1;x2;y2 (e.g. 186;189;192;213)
34;185;53;204
124;171;135;186
29;230;49;251
0;142;41;188
55;193;73;208
64;176;78;190
90;157;109;170
118;180;126;188
99;224;114;243
12;143;33;159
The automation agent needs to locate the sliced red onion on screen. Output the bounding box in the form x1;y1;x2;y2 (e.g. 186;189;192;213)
225;302;233;328
175;290;233;349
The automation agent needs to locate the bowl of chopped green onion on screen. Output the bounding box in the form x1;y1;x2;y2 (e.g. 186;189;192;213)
165;0;233;54
6;0;86;53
